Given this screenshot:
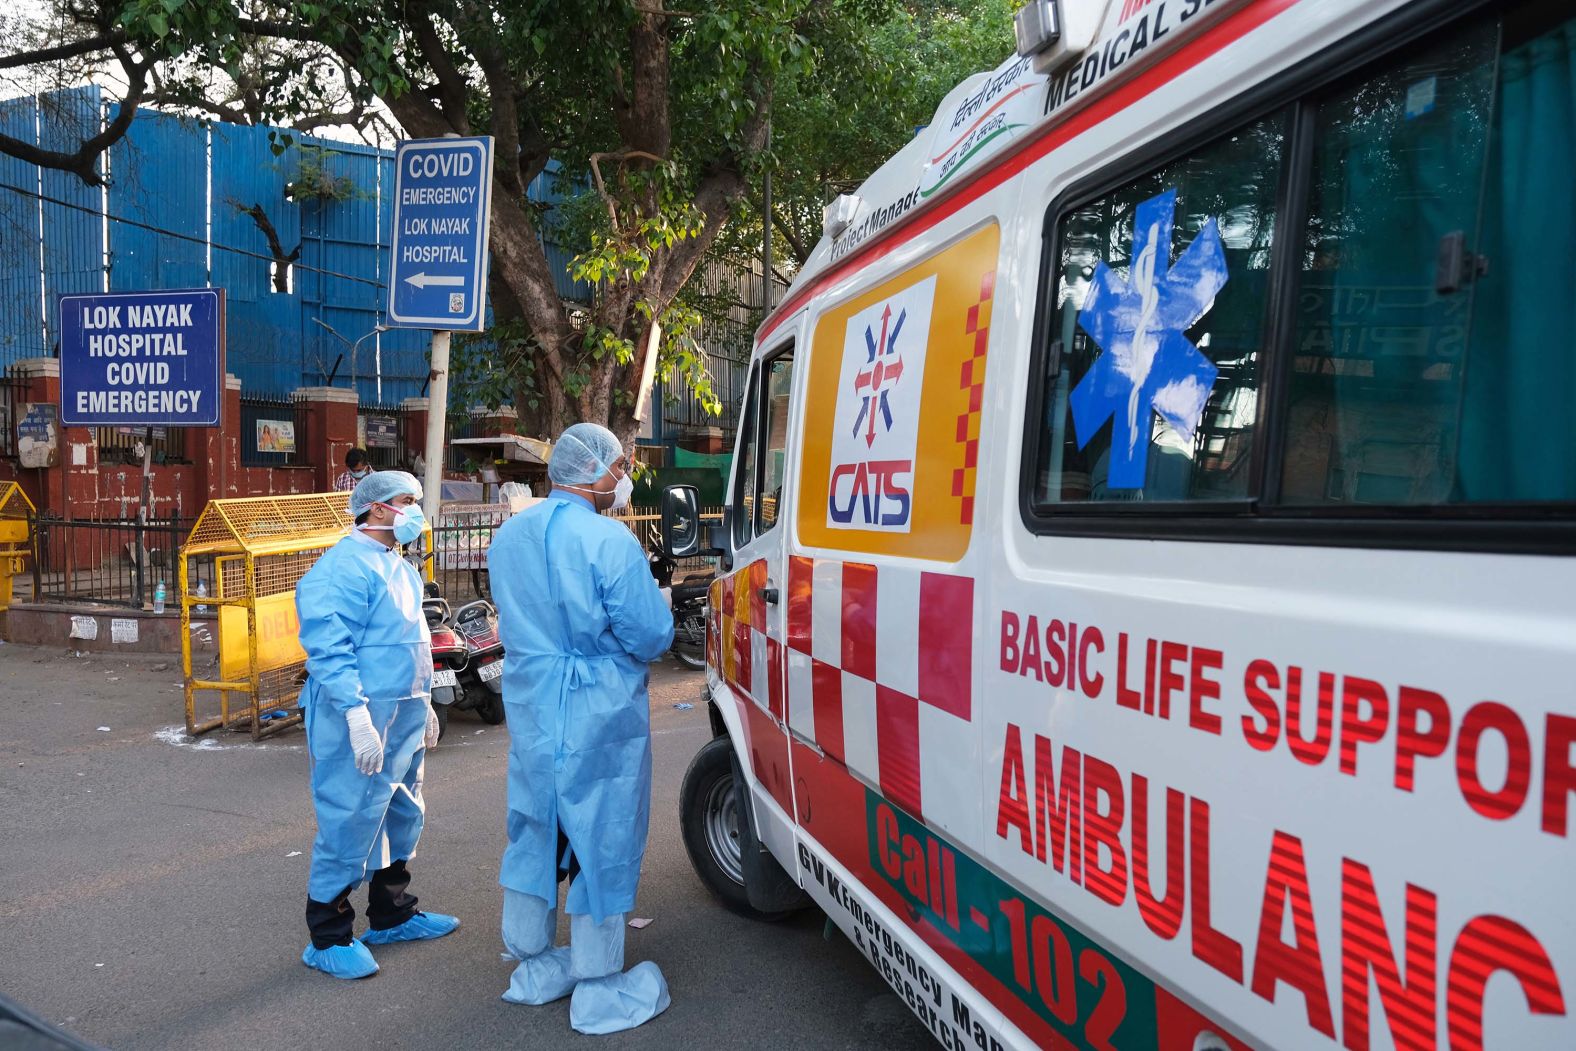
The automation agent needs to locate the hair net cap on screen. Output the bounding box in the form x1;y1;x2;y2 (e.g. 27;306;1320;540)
349;470;423;520
549;423;624;486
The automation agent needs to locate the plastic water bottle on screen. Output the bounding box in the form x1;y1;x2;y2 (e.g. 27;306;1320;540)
195;580;208;613
153;580;167;615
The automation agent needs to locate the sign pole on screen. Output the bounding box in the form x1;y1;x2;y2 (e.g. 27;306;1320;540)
385;134;493;525
421;330;451;524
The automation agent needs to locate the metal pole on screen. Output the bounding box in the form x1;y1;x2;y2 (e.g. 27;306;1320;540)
761;119;773;316
136;426;153;606
422;330;451;524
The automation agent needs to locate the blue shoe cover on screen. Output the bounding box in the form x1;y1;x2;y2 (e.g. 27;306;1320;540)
502;946;576;1005
301;939;378;979
363;911;460;944
569;961;671;1035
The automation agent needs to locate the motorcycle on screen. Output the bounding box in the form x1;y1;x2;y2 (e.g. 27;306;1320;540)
452;598;507;726
650;553;710;671
423;582;469;743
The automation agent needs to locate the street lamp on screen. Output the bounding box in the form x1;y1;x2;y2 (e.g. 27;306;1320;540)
311;318;389;400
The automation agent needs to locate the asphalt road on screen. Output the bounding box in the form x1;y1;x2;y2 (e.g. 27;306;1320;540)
0;641;931;1050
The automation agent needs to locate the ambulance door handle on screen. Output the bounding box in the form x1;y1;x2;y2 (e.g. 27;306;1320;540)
759;587;779;605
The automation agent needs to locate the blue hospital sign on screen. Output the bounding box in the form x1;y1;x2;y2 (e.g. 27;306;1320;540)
388;136;494;330
58;288;224;427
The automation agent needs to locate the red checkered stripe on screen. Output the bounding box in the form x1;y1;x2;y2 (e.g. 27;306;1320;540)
717;559;782;720
783;554;973;823
951;270;996;526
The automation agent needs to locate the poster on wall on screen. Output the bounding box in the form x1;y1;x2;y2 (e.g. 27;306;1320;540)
365;415;398;449
17;403;59;468
256;419;296;454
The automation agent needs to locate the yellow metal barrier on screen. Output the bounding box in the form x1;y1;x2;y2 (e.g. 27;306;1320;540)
0;482;36;613
181;492;353;740
181;491;435;741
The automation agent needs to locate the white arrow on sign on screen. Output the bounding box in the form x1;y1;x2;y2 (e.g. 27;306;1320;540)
403;272;466;288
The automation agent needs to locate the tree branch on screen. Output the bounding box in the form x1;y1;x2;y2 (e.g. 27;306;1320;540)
236;201;302;293
771;205;809;266
589;150;665;232
444;1;525;197
0;29;126;71
230;16;451;140
404;6;473;133
0;44;148;186
610;8;670;216
657;78;772;304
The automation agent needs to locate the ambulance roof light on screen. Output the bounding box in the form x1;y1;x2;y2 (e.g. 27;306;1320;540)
823;193;861;240
1014;0;1062;57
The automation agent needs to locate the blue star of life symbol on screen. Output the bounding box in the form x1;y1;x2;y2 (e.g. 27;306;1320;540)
1068;188;1228;489
851;303;907;448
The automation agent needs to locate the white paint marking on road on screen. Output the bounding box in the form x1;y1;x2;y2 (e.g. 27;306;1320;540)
152;725;301;752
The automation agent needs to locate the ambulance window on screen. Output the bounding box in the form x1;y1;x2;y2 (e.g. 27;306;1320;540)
1033;116;1285;506
732;364;761;547
757;354;795;534
1279;6;1576;505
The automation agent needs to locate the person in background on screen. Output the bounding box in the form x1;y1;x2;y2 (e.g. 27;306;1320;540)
294;470;458;979
487;422;674;1034
336;448;372;492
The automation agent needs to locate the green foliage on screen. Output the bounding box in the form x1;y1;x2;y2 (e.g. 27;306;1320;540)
758;0;1019;264
70;0;1015;434
450;318;542;414
283;144;363;203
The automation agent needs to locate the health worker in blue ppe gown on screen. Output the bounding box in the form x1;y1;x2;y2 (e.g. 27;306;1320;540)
488;423;675;1034
294;470;459;979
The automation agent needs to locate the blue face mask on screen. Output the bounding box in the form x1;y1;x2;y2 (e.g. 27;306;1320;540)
367;501;426;544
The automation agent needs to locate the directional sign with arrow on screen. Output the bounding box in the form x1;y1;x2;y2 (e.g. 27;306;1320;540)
387;136;494;330
405;273;465;289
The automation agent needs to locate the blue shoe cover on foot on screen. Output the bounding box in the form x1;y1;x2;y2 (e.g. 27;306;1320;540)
302;939;378;979
502;946;575;1005
569;961;671;1035
363;911;460;944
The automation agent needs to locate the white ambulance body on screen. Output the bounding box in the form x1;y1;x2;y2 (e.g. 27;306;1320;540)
668;0;1575;1047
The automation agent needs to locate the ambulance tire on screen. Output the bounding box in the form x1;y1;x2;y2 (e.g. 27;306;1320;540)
681;736;790;922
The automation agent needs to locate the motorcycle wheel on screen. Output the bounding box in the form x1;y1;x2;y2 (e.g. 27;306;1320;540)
477;693;505;725
672;608;707;670
434;703;449;742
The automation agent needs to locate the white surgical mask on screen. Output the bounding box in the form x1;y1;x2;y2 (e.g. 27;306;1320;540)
610;473;634;511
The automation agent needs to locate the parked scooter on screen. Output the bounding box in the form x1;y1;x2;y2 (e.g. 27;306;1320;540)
452;598;506;725
650;553;710;670
423;582;469;742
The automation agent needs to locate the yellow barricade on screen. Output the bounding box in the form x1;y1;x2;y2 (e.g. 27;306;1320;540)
180;492;433;741
0;483;35;613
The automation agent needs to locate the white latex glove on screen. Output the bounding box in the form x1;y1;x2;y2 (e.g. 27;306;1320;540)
424;702;440;750
345;704;385;775
659;586;672;610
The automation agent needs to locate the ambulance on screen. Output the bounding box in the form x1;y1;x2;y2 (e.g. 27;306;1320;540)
660;0;1575;1047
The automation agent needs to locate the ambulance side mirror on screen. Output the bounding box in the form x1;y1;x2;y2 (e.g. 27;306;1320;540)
660;484;703;560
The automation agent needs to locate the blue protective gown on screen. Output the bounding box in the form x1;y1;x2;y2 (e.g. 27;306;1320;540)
296;530;433;902
489;491;674;921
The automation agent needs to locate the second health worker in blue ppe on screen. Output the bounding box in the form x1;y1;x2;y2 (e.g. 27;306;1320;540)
488;423;674;1034
294;470;459;980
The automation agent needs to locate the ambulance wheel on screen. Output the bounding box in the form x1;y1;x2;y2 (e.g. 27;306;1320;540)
478;694;505;725
434;704;449;742
681;736;788;921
